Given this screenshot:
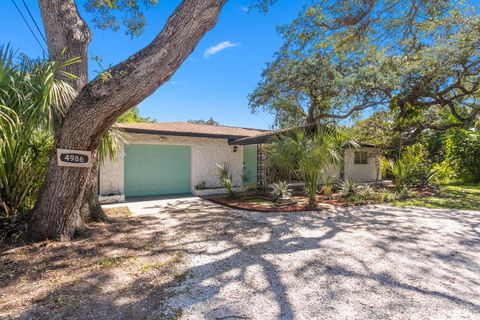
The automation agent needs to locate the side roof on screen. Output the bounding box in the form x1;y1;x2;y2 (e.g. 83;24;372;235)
117;122;377;148
230;125;378;148
117;122;270;140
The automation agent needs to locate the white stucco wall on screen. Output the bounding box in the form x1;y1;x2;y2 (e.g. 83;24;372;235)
99;133;245;197
99;144;124;196
323;165;341;182
344;148;380;182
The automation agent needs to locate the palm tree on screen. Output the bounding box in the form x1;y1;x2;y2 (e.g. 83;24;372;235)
268;127;357;208
0;46;123;218
0;46;76;216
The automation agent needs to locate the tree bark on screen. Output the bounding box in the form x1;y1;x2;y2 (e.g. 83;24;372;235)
39;0;90;97
39;0;106;224
80;160;108;223
26;0;227;241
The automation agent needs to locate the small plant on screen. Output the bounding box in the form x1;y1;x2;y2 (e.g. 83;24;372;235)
394;186;414;200
174;270;194;282
98;256;122;268
358;184;376;200
272;181;292;202
321;177;334;199
194;181;206;190
243;182;258;197
339;178;360;198
217;162;236;198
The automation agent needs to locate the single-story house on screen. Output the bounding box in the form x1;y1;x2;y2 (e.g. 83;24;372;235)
99;122;381;203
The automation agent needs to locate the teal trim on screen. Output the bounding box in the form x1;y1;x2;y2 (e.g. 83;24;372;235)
124;144;191;197
243;145;257;183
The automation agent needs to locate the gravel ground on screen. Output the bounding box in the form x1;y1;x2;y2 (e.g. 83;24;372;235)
125;197;480;320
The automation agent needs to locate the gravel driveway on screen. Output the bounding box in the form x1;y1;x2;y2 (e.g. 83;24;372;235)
120;197;480;319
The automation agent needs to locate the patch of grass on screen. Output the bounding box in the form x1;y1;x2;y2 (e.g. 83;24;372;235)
98;256;123;268
244;198;274;206
393;183;480;210
138;261;168;273
137;252;184;274
174;270;193;282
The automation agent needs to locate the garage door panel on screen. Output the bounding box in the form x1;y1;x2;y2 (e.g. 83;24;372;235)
124;144;191;197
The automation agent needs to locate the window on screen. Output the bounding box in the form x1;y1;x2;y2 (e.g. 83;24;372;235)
354;151;368;164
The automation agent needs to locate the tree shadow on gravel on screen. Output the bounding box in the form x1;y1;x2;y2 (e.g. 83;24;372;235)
3;200;480;319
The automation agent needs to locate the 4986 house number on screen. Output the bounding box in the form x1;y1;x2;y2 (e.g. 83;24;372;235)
57;148;92;168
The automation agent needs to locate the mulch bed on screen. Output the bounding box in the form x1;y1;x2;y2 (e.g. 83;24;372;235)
205;194;351;212
205;186;438;212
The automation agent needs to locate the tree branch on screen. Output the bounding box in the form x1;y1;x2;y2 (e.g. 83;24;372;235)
313;101;383;121
58;0;227;150
39;0;91;91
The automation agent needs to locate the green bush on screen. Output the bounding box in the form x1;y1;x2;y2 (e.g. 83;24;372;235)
339;178;360;198
268;128;357;208
271;181;292;201
217;162;236;199
0;47;76;217
389;144;436;190
444;129;480;182
321;177;334;199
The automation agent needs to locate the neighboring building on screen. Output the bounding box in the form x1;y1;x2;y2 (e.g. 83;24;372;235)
99;122;381;203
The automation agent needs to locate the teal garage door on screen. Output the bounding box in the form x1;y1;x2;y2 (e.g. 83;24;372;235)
124;144;191;197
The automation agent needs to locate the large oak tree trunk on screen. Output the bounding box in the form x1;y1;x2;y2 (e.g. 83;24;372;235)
26;0;226;241
39;0;106;225
39;0;90;99
80;161;108;222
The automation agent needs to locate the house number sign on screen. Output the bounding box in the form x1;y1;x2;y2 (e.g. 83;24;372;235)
57;148;92;168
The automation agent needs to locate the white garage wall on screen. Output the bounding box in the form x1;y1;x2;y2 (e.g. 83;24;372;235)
99;133;244;197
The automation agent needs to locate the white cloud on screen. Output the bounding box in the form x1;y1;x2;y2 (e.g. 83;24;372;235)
240;6;249;13
203;41;239;58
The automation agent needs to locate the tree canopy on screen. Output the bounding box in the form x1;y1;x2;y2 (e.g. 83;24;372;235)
117;107;156;123
250;0;480;131
84;0;158;37
187;117;219;125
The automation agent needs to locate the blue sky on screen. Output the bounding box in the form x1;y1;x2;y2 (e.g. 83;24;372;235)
0;0;306;129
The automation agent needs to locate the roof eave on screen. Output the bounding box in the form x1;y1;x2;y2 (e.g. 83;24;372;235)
123;127;250;140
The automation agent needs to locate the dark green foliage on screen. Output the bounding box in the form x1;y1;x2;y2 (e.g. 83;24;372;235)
84;0;158;37
444;129;480;182
388;144;436;190
268;127;357;208
117;106;156;123
216;162;236;199
0;46;76;216
251;1;480;131
187;117;219;125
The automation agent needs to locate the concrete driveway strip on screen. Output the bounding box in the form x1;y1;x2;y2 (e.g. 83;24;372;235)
107;197;480;319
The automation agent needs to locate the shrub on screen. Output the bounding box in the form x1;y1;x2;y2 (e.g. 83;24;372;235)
0;47;76;217
358;185;377;200
217;162;236;198
389;144;436;190
431;162;455;185
444;129;480;182
339;178;360;198
272;181;292;201
321;177;334;199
